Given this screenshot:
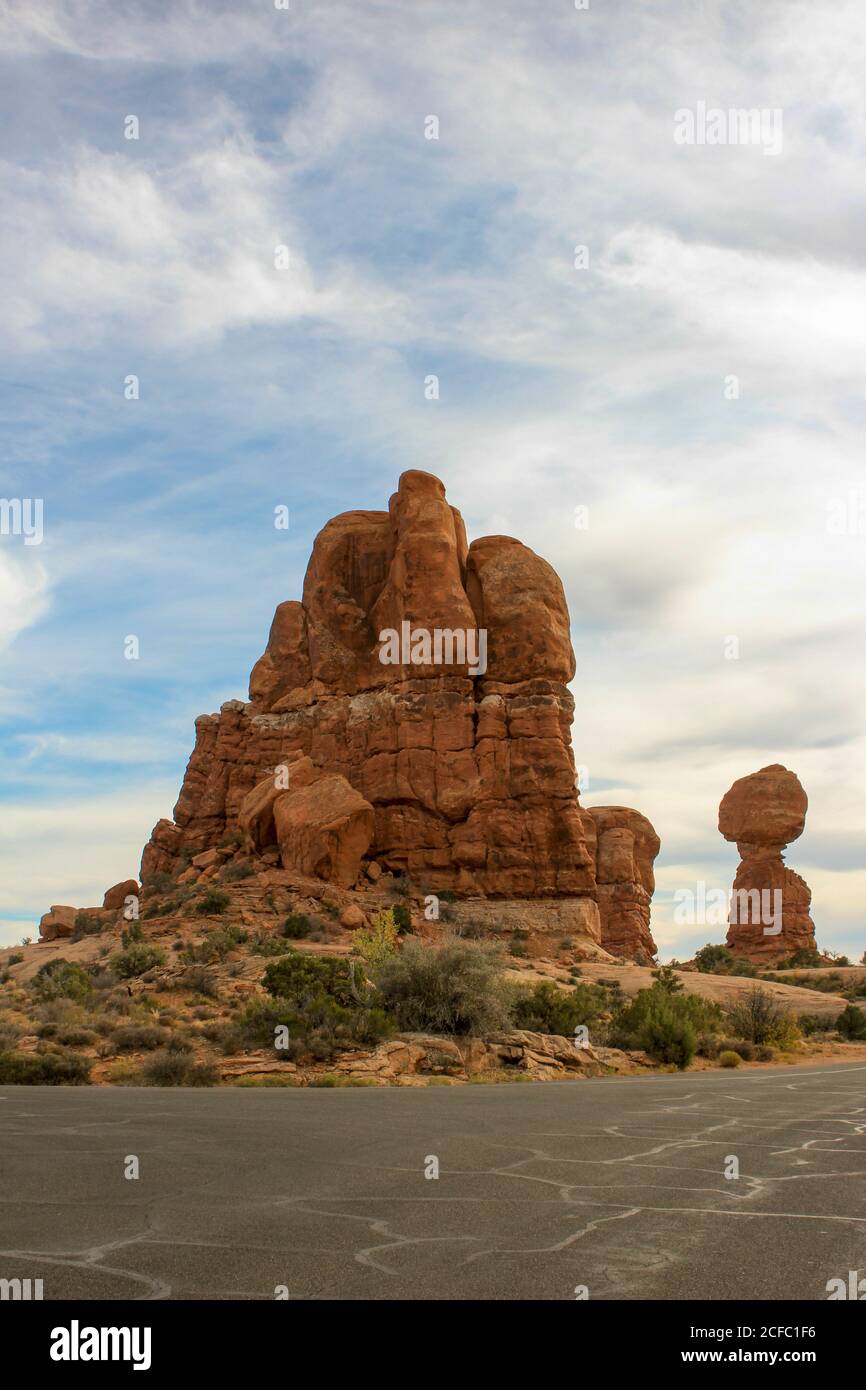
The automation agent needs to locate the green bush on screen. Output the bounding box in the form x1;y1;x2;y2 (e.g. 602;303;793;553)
373;938;511;1036
391;904;413;934
511;980;609;1036
182;925;246;965
31;959;92;1002
109;944;166;980
110;1024;171;1051
281;913;313;940
775;948;824;970
690;946;720;973
141;1051;219;1086
224;992;393;1061
7;952;24;966
0;1048;91;1084
644;1013;696;1068
651;965;684;993
718;1037;756;1061
262;951;362;1008
836;1004;866;1040
719;1050;741;1068
195;889;230;916
611;983;721;1066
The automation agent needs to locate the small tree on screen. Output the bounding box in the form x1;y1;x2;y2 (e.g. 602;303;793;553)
694;943;734;975
373;938;512;1036
353;909;401;968
836;1004;866;1040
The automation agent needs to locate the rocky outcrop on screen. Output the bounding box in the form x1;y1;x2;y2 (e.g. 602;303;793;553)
587;807;660;960
37;905;77;942
238;753;374;888
719;764;816;962
102;880;139;911
140;471;658;957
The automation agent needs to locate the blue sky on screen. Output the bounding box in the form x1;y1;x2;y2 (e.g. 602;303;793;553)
1;0;865;958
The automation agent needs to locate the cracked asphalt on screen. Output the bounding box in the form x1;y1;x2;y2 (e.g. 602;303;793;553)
2;1061;865;1301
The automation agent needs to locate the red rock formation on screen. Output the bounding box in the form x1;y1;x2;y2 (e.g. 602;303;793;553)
140;471;659;957
719;764;816;961
586;807;660;960
38;905;76;941
103;879;139;911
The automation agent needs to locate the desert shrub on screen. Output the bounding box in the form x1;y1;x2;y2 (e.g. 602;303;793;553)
6;953;23;966
120;923;143;948
353;909;401;968
281;913;313;940
836;1004;866;1040
611;984;722;1061
220;861;254;882
0;1048;91;1084
195;888;230;916
109;944;166;980
391;904;413;934
730;958;759;977
225;993;393;1061
719;1050;742;1068
54;1026;98;1047
110;1024;171;1052
142;871;174;894
511;980;609;1037
775;948;824;970
718;1037;756;1061
0;1019;23;1049
142;1051;218;1086
797;1013;829;1036
651;965;684;993
250;935;297;957
31;959;92;1002
642;1013;696;1068
262;951;363;1008
697;1032;720;1060
756;1044;776;1061
727;986;799;1047
372;938;511;1036
180;965;220;999
182;925;246;965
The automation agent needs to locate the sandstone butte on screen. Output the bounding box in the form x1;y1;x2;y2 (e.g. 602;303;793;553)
41;470;660;960
718;763;816;963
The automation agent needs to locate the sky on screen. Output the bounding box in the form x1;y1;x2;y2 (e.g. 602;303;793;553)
1;0;864;958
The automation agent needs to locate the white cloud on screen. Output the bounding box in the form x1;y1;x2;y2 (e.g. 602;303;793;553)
0;551;50;648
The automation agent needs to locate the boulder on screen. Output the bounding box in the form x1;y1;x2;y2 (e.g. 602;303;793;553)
103;879;139;911
38;905;77;942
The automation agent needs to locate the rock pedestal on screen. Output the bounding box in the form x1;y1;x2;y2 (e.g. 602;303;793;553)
719;764;816;961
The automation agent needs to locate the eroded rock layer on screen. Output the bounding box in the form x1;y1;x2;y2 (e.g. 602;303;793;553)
141;471;659;957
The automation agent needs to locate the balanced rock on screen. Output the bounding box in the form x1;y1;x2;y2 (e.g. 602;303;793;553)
719;764;815;961
141;471;659;956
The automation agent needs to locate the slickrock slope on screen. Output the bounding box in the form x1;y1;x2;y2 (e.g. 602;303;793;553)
719;764;816;962
129;471;656;957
